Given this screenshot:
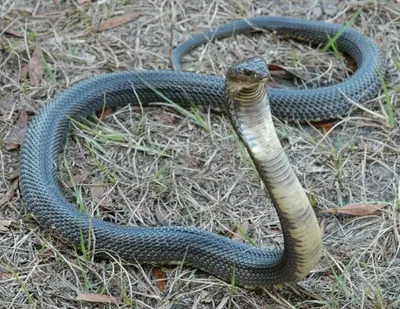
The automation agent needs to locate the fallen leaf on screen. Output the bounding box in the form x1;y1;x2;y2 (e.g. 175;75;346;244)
97;107;114;120
152;267;167;292
90;180;106;206
29;46;44;85
20;64;30;81
181;155;202;168
268;64;299;81
0;25;23;38
5;111;29;150
232;49;244;59
91;12;141;32
76;293;122;304
32;9;72;18
154;205;168;225
310;120;335;132
0;267;12;279
267;64;304;88
268;63;288;72
73;171;91;186
62;170;91;188
0;178;19;206
0;92;35;114
321;202;389;216
153;113;178;124
0;220;12;232
0;92;16;116
344;54;357;71
230;220;250;242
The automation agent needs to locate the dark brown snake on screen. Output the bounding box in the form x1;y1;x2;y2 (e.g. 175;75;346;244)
19;16;385;288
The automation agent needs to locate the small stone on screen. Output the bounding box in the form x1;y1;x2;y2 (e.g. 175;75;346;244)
312;7;323;19
322;0;339;17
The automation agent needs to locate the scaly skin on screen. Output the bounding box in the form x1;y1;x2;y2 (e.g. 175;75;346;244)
225;57;322;285
20;16;383;287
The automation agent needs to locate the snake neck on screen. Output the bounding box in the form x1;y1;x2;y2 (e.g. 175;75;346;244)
225;82;322;283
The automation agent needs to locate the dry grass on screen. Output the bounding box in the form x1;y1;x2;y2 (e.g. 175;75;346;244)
1;0;399;308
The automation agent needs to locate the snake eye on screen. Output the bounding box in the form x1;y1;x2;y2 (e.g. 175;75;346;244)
242;69;253;77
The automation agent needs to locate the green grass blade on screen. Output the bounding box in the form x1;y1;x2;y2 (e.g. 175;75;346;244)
322;9;361;53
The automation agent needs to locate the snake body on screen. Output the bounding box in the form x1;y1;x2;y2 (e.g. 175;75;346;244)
20;16;384;287
225;57;322;284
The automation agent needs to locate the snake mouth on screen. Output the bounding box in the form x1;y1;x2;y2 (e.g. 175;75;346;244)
225;57;271;97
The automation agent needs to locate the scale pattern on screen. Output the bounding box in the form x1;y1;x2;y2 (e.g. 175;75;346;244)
20;16;384;287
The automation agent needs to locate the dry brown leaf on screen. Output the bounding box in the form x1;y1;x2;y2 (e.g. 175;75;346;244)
154;205;168;225
267;64;304;88
0;92;15;116
153;113;178;124
230;220;250;242
97;107;114;120
0;91;35;114
63;170;91;188
20;64;30;82
0;25;23;38
310;120;335;132
268;64;299;81
33;9;72;19
91;12;141;32
232;49;244;59
0;92;35;115
5;111;29;150
321;203;389;216
29;46;44;85
0;178;19;206
76;293;122;304
152;267;167;292
0;267;12;279
268;63;288;73
90;181;106;206
74;171;91;185
182;155;202;168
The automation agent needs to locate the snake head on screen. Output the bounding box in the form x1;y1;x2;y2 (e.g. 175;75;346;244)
225;57;270;94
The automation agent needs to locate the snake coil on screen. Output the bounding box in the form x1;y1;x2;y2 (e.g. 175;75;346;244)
20;16;384;287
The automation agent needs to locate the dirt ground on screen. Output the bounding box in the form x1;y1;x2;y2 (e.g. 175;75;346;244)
0;0;399;308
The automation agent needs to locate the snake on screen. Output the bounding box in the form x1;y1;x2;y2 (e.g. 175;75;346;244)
19;16;384;288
